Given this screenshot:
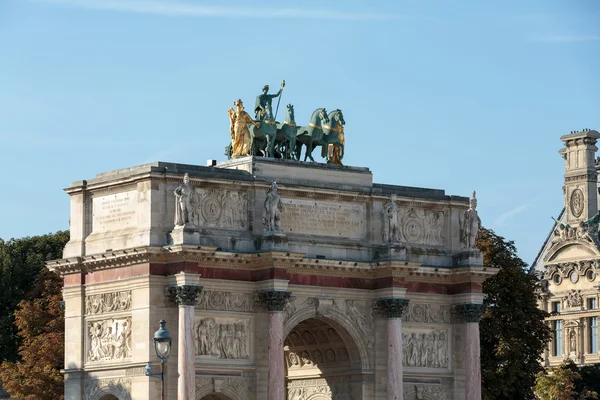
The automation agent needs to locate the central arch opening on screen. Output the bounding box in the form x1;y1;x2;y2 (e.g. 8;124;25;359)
284;317;363;400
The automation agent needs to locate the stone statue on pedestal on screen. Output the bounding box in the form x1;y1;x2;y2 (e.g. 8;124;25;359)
382;194;400;243
263;181;283;233
461;191;481;248
174;173;195;227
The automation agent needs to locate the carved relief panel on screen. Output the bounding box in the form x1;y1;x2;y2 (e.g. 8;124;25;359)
189;188;248;230
382;203;446;246
194;316;252;360
195;290;257;312
86;317;132;362
85;291;131;315
402;330;449;369
399;208;445;246
287;377;350;400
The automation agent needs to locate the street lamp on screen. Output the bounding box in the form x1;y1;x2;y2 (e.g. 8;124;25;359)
145;320;172;400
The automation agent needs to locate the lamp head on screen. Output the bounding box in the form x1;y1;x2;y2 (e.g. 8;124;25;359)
153;320;172;360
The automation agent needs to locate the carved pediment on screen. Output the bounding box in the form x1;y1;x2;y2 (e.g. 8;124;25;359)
544;240;600;263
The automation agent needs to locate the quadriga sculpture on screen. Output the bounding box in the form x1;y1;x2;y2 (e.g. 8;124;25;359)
275;104;299;160
295;107;329;162
249;106;279;158
320;109;345;164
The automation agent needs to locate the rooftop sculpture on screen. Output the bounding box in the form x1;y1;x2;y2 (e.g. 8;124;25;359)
225;81;346;165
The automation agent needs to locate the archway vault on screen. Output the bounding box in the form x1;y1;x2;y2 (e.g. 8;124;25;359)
284;317;365;400
284;306;371;371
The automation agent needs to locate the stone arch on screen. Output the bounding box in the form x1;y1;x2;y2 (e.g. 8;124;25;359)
195;384;242;400
284;306;371;370
85;378;131;400
285;315;369;400
198;394;235;400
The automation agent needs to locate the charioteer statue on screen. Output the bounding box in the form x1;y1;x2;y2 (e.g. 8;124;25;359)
255;80;285;120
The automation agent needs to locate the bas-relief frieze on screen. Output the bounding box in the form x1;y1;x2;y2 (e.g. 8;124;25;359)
381;198;446;246
403;303;452;324
403;384;451;400
196;290;257;312
280;198;366;239
85;291;131;315
184;187;248;229
402;330;449;368
195;317;250;359
87;317;132;362
287;377;350;400
84;377;131;400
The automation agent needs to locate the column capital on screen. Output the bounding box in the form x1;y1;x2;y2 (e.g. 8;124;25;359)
454;303;484;323
259;290;291;312
169;285;203;306
376;298;409;319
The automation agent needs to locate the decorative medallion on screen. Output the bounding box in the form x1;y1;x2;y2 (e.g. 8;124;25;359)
403;217;423;243
570;189;584;218
201;195;222;223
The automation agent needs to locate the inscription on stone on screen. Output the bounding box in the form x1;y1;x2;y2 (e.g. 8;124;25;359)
92;191;137;232
280;199;366;238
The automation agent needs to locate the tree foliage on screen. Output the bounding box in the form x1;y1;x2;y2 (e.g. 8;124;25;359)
477;228;552;400
0;268;65;400
535;360;599;400
0;231;69;362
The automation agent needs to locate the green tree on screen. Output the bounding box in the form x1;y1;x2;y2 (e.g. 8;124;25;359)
535;360;598;400
0;268;65;400
477;228;552;400
0;231;69;362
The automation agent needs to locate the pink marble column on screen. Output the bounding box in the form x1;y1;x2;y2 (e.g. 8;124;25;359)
455;303;483;400
388;317;404;400
171;285;202;400
268;311;285;400
465;321;481;400
377;298;409;400
261;290;291;400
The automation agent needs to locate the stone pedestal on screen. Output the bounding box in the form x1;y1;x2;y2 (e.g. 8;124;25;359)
455;303;483;400
260;290;292;400
170;284;203;400
377;298;410;400
262;232;289;252
169;224;200;245
378;243;407;260
453;250;484;267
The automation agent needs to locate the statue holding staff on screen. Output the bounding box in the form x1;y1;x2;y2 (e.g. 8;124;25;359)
254;80;285;120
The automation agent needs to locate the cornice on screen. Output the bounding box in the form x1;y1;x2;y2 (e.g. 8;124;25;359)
47;246;496;284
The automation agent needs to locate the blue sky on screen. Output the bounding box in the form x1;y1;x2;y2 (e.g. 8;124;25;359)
1;0;599;265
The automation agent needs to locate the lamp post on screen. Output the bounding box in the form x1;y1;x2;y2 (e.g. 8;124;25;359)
145;320;172;400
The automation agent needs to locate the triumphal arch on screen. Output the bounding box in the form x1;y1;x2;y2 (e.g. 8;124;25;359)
49;84;494;400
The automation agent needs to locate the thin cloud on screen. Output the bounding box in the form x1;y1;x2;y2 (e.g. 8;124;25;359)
32;0;402;20
533;35;600;43
494;204;529;227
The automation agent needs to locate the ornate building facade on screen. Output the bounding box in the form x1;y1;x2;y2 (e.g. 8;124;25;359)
533;129;600;367
49;157;494;400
